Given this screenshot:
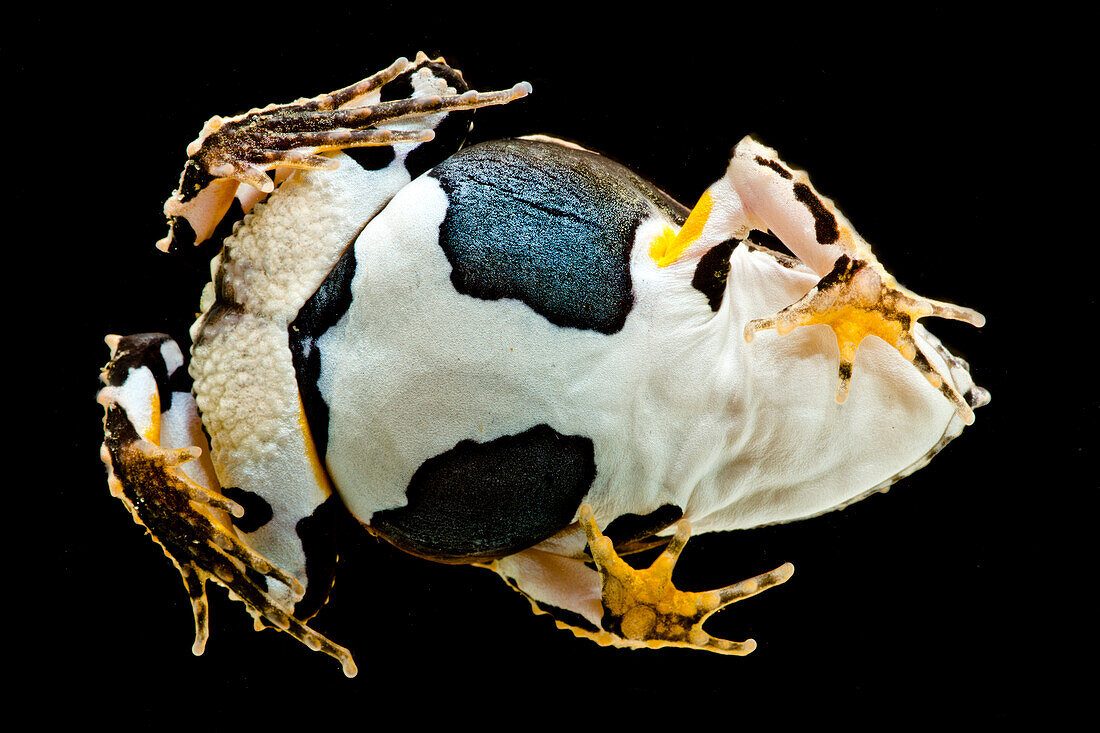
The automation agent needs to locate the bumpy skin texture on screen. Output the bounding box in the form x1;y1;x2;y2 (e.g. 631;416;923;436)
101;56;986;674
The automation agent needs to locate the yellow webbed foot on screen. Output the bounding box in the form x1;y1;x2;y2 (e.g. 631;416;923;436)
744;254;986;424
578;506;793;654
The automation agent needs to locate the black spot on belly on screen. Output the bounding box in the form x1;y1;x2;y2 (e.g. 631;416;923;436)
428;138;687;334
691;238;738;312
793;182;840;244
290;244;358;460
221;486;274;533
370;424;597;562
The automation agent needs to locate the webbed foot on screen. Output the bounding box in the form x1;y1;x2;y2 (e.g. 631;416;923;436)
744;254;986;424
578;506;793;654
161;53;532;250
98;333;357;677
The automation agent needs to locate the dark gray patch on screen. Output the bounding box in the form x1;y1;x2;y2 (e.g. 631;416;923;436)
221;486;274;533
343;145;395;171
294;494;341;619
793;182;840;244
380;60;473;180
166;214;197;251
175;159;215;205
428;138;687;334
102;333;187;412
691;239;738;312
533;599;600;633
749;229;795;258
290;244;358;460
370;424;597;561
603;504;684;547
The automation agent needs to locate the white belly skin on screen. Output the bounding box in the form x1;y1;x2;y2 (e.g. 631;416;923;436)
317;173;965;540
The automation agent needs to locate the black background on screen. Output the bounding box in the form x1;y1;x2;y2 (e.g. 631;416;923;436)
12;5;1084;725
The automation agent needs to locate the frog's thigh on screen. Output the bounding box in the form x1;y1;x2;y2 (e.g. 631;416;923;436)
192;310;337;614
496;546;605;632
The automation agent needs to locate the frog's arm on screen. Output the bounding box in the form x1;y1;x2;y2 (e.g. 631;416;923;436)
159;53;531;252
664;136;985;423
98;334;357;675
491;507;792;654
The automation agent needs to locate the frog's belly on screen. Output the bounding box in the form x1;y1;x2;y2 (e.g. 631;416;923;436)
306;159;688;561
294;143;971;563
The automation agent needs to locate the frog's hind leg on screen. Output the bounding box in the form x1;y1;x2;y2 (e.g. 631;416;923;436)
160;53;532;250
98;333;357;677
743;252;985;421
492;506;793;654
676;135;986;423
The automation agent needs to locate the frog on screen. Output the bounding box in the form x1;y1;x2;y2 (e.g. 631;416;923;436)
97;53;988;677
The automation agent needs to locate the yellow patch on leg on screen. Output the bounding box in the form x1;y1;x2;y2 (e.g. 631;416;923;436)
297;397;334;499
649;190;713;267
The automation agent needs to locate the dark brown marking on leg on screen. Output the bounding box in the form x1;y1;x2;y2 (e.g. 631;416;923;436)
793;182;840;244
754;156;793;179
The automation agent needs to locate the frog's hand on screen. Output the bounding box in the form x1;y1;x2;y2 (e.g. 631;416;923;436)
743;252;985;422
493;506;792;654
674;136;986;424
98;333;357;677
160;52;532;251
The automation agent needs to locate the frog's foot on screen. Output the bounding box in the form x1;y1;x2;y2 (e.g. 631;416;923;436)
577;506;794;654
161;53;532;250
743;255;986;424
98;333;357;677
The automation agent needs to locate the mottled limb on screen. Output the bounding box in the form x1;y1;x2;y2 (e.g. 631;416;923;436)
159;54;532;250
98;333;357;677
722;137;986;423
744;255;986;423
578;505;793;654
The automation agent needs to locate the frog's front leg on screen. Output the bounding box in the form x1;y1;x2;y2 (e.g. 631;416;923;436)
160;53;531;251
98;334;356;675
492;507;792;654
669;136;986;423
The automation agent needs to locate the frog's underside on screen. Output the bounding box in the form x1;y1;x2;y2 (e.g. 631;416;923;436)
98;55;987;676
